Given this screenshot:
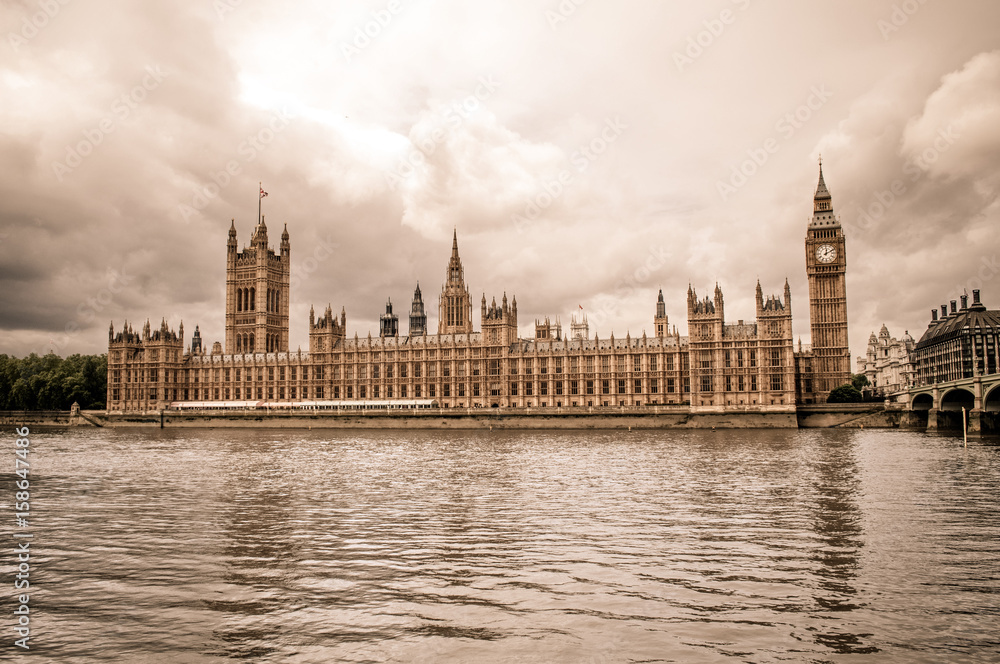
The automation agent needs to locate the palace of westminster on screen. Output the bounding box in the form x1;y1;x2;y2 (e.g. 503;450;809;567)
106;165;853;413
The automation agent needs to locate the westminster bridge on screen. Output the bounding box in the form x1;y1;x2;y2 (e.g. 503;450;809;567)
908;374;1000;433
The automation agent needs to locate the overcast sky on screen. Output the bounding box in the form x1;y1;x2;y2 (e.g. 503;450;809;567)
2;0;999;361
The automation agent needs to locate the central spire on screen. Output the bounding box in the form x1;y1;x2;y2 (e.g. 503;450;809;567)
439;230;473;335
446;228;464;286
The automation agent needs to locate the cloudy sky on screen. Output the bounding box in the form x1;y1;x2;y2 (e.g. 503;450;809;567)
2;0;999;360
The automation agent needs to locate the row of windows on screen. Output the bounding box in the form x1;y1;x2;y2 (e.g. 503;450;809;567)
234;286;283;313
116;373;791;403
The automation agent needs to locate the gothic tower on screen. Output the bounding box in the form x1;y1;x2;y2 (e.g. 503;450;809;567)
380;298;399;338
409;283;427;336
438;230;473;335
804;161;850;396
481;292;518;406
225;217;291;354
654;289;669;338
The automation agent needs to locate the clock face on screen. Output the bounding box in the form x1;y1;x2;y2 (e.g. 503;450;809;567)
816;244;837;263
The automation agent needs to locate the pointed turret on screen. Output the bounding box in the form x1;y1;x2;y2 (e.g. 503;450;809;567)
409;283;427;336
438;230;473;334
654;288;669;338
191;325;203;355
380;297;399;338
809;158;839;229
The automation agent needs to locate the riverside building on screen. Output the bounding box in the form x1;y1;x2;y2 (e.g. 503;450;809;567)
107;166;849;413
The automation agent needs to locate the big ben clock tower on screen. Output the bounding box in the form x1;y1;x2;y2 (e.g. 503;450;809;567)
805;160;850;397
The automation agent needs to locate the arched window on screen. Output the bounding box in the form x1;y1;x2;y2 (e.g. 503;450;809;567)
267;288;272;312
249;333;255;351
275;289;280;313
250;288;255;311
237;289;242;312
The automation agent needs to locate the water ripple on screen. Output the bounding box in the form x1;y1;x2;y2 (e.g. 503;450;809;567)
10;428;999;662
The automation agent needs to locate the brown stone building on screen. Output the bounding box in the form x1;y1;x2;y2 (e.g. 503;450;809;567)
107;166;849;413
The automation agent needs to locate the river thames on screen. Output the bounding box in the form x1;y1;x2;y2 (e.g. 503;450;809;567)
14;428;1000;662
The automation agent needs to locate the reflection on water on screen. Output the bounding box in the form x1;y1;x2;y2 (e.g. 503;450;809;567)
14;428;1000;662
807;435;874;654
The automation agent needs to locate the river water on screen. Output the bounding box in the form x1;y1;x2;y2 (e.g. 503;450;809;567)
11;428;1000;662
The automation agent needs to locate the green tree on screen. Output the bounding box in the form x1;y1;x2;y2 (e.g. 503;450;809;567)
0;353;107;410
827;383;863;403
851;373;870;391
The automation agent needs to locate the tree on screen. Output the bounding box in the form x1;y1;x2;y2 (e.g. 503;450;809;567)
0;353;107;410
827;383;863;403
851;373;870;391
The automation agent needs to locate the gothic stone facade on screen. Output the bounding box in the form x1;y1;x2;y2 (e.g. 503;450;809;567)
794;162;851;404
107;167;846;413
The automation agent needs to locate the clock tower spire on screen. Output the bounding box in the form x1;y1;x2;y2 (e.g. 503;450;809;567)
804;159;850;400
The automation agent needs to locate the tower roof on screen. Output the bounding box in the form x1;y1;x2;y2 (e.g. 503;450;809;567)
814;160;832;202
809;158;839;229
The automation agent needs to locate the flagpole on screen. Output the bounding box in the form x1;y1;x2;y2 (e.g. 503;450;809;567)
258;181;262;224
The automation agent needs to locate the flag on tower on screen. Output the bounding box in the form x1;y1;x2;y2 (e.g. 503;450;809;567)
579;304;584;310
260;186;268;199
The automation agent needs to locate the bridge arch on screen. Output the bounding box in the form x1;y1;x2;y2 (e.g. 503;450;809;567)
912;393;934;411
984;384;1000;413
941;388;975;411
